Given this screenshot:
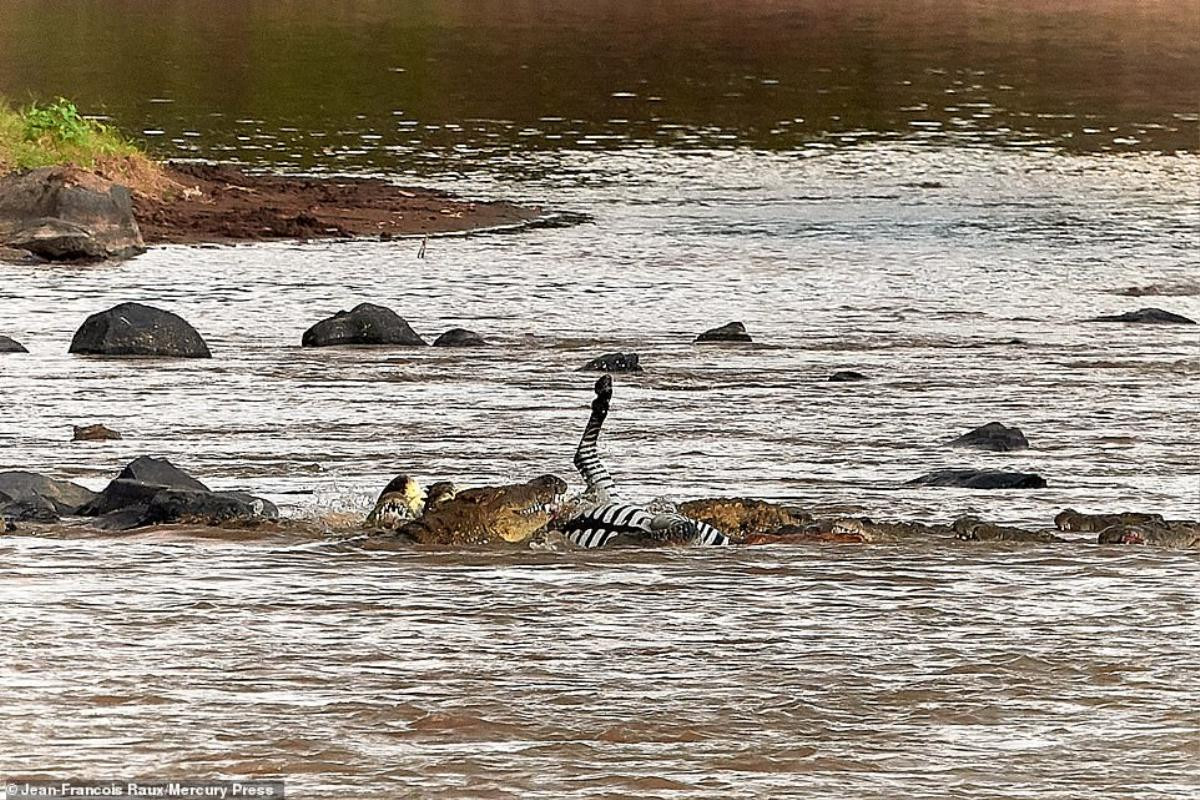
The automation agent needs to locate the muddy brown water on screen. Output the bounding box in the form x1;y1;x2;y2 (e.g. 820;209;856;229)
1;1;1199;798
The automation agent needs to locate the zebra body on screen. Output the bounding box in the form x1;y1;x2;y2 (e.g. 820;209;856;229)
560;376;730;548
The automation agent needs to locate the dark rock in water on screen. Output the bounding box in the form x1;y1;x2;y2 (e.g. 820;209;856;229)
302;303;427;347
907;469;1047;489
1055;508;1166;532
433;328;487;347
0;335;28;353
3;519;15;533
580;352;643;373
142;489;278;527
1088;307;1196;325
694;321;752;343
828;371;868;382
91;489;279;531
948;422;1029;452
80;456;210;516
0;471;97;514
83;479;177;518
952;515;1062;543
0;166;145;261
69;302;211;358
73;423;122;441
80;456;276;530
117;455;209;491
0;496;60;523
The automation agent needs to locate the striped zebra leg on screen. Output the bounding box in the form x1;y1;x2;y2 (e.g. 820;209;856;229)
573;375;616;503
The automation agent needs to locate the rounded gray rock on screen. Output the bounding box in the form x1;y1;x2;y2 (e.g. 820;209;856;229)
580;352;643;373
694;321;752;343
302;303;427;347
948;422;1029;452
69;302;211;358
433;328;487;347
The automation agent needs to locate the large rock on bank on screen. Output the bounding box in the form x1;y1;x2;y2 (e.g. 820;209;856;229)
0;167;145;261
302;303;427;347
80;456;276;530
907;469;1047;489
70;302;211;358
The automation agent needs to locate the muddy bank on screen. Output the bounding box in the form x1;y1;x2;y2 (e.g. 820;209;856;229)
132;163;545;244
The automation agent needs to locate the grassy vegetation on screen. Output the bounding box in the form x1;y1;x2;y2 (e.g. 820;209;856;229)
1;96;147;167
0;96;174;195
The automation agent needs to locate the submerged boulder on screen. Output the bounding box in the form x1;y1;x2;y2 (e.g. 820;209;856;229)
80;456;209;516
1088;307;1195;325
948;422;1029;452
302;303;427;347
69;302;211;358
694;321;752;343
433;328;487;347
0;335;28;353
73;423;122;441
0;471;97;516
141;489;278;527
80;456;276;530
0;495;60;523
907;469;1047;489
580;352;643;373
828;370;868;382
0;166;145;261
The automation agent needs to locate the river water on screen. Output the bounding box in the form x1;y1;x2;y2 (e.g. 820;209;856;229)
1;1;1198;798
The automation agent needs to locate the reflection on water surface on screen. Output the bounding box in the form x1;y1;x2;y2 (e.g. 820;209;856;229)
1;2;1198;798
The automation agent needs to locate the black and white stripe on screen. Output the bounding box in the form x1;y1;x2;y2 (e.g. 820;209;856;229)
573;376;615;501
560;503;655;548
563;377;729;548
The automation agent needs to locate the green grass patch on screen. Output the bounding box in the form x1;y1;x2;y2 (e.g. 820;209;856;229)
0;97;144;173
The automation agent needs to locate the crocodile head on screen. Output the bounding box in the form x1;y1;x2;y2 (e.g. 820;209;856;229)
401;474;569;546
365;474;427;529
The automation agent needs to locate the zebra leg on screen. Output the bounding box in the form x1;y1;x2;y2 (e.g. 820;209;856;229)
573;375;616;503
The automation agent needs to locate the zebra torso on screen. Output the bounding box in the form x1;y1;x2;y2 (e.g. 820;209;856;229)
558;503;730;549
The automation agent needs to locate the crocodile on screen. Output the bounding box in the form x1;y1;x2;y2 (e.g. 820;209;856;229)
376;474;568;546
1096;521;1200;550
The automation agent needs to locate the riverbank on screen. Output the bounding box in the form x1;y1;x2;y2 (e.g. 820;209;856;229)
131;162;544;244
1;98;548;258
